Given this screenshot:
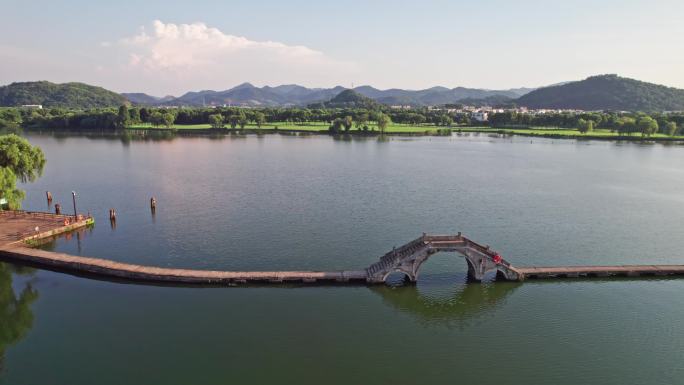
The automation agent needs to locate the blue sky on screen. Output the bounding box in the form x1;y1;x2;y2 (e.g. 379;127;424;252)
2;0;683;95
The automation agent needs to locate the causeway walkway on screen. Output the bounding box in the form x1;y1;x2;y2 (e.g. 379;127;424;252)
3;210;684;285
0;210;367;284
517;265;684;279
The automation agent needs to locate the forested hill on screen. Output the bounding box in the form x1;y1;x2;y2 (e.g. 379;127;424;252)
312;89;379;108
517;75;684;111
0;81;127;108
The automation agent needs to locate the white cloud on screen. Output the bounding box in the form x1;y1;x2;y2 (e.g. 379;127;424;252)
106;20;357;93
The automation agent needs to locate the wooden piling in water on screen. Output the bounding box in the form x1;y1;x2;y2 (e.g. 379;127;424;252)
54;204;61;215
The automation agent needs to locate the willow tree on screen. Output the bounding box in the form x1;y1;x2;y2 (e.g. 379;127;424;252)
0;134;46;209
208;113;224;129
637;116;659;137
666;121;678;136
377;113;391;134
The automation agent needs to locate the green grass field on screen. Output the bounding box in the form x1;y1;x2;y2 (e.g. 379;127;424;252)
127;123;684;140
128;122;449;133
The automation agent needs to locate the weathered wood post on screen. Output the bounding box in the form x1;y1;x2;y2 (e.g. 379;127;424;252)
46;191;53;204
54;204;61;215
150;197;156;214
71;191;78;219
109;208;117;229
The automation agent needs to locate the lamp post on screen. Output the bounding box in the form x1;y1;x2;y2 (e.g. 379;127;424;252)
71;191;77;219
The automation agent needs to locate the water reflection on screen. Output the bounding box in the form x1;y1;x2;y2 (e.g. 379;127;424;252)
34;226;93;253
22;129;406;146
0;263;38;371
371;277;521;327
26;129;180;143
0;127;23;136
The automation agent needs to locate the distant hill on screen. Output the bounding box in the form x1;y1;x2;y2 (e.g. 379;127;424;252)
505;87;536;97
0;81;127;108
314;89;379;108
517;75;684;111
121;92;175;105
121;93;158;105
456;95;516;107
165;83;346;107
351;85;525;106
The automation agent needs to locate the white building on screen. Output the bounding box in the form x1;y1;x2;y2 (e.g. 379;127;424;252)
471;111;489;122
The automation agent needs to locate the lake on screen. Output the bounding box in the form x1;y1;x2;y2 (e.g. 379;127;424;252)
2;132;684;385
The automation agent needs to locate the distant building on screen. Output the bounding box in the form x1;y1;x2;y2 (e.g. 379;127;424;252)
21;104;43;109
471;111;488;122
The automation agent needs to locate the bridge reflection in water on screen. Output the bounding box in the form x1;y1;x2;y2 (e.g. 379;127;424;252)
370;274;522;325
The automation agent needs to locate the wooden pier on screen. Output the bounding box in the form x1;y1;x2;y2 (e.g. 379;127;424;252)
3;210;684;285
0;210;93;245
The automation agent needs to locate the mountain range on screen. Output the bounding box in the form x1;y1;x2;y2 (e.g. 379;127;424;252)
123;83;533;107
3;75;684;111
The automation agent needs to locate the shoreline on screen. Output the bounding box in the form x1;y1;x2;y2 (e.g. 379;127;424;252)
11;126;684;142
456;127;684;142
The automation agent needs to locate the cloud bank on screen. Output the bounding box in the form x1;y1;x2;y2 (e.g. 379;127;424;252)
108;20;356;94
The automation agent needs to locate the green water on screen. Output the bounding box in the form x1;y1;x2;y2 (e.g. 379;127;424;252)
2;132;684;384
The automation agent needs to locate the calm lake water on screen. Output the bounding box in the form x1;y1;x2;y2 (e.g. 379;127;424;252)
3;132;684;384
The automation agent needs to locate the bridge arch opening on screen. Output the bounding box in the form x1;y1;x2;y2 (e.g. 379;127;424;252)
481;269;499;283
384;271;412;287
411;250;470;284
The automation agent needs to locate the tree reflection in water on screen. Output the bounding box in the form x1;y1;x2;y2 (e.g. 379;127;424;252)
0;262;38;371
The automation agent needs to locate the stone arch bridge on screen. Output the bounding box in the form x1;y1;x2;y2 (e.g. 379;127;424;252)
365;233;521;283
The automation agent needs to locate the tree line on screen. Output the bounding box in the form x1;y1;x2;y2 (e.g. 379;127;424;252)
0;105;460;131
488;111;682;137
1;105;682;137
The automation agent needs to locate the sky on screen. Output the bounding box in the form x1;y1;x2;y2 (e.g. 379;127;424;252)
2;0;683;96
